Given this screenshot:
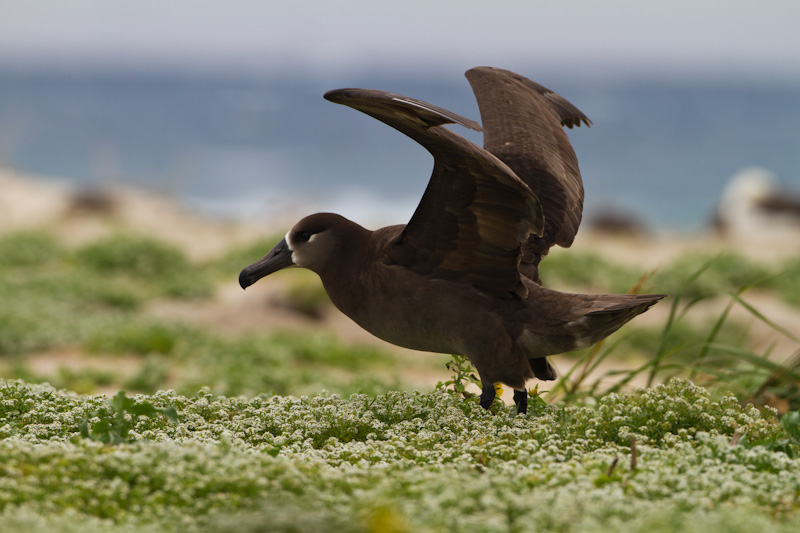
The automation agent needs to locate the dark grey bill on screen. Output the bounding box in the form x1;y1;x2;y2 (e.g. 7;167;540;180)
239;238;294;289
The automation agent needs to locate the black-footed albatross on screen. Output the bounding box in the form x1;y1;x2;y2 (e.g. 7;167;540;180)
240;66;665;414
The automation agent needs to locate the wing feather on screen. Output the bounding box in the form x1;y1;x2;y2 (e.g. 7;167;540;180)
324;88;543;296
465;67;590;283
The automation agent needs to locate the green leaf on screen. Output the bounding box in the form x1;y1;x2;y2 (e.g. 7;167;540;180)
110;390;133;413
781;411;800;441
128;402;162;417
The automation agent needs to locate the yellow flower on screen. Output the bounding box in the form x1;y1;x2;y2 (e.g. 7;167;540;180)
494;383;504;397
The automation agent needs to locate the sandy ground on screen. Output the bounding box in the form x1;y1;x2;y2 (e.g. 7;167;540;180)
0;168;266;259
3;168;800;400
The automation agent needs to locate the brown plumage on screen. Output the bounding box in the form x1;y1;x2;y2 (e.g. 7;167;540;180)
240;67;665;414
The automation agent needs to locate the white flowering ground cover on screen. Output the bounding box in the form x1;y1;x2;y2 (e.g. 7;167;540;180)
1;378;799;533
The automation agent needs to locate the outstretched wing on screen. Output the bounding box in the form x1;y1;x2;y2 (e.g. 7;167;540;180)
324;88;543;297
465;67;590;282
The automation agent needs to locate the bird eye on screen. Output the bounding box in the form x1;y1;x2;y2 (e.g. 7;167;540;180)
297;231;311;242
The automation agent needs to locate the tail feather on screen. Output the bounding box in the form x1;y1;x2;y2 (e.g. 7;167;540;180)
518;283;666;360
586;293;666;315
572;293;666;347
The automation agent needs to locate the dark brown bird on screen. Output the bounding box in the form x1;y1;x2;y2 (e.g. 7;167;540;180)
239;67;665;414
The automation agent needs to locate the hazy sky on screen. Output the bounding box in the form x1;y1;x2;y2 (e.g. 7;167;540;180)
2;0;799;79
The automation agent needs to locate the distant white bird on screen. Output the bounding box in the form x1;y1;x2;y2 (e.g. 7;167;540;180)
714;167;800;237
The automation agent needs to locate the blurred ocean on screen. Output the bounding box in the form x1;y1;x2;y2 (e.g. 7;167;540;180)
0;66;798;230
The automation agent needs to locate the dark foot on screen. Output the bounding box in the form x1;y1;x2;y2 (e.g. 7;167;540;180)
479;383;496;410
514;389;528;414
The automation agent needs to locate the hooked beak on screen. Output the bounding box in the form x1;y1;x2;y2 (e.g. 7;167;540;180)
239;238;294;289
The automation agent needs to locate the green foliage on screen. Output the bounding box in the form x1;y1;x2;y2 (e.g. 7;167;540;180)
2;378;799;533
123;356;171;392
541;248;800;312
540;249;640;294
4;227;800;531
764;256;800;307
75;233;212;299
75;233;188;278
27;314;395;397
176;330;400;397
0;230;63;267
575;379;778;446
0;232;118;354
550;254;800;410
79;390;178;444
781;410;800;446
742;411;800;458
437;353;519;413
0;230;216;356
526;383;549;416
0;274;131;355
7;318;403;398
282;269;331;318
52;366;117;395
85;321;188;356
651;252;774;300
438;353;482;397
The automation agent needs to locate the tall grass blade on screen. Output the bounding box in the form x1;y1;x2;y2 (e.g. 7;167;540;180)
727;292;800;344
648;255;721;387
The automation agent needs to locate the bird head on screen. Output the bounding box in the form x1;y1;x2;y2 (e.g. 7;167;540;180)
238;212;355;289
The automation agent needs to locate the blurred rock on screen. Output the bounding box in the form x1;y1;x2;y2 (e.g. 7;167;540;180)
586;207;648;236
66;188;120;216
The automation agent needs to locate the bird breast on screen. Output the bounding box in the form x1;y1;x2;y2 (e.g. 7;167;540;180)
320;264;509;356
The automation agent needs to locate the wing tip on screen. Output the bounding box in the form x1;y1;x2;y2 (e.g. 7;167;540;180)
324;88;358;104
324;87;483;133
563;116;593;129
466;66;593;130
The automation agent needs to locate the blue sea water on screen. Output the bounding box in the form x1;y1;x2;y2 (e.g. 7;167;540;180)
0;67;797;230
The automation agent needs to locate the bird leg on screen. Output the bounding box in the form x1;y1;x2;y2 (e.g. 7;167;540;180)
513;388;528;414
480;384;528;414
479;383;496;410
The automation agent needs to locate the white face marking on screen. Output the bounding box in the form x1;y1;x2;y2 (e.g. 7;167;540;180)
284;231;296;264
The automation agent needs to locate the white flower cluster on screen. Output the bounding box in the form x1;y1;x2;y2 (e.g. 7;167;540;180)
0;378;798;533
